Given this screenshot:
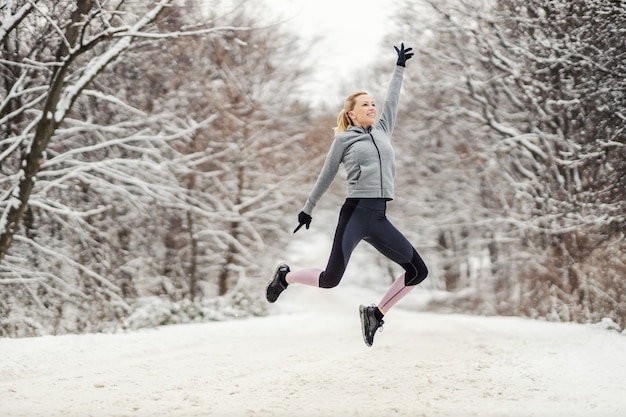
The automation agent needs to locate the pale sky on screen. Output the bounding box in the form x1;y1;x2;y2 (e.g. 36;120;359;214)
264;0;394;107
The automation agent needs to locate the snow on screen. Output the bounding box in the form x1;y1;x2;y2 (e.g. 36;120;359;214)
2;281;626;416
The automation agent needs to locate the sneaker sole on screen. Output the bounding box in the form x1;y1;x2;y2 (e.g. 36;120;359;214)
358;305;372;347
266;261;287;303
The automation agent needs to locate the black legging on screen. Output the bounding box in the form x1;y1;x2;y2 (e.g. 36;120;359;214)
319;198;428;288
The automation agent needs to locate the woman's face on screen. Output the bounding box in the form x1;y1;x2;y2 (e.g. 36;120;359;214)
348;94;376;128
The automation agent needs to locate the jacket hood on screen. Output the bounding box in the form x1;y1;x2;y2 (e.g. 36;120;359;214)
346;125;373;134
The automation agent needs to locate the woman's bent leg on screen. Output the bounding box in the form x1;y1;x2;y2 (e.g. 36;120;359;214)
367;218;428;313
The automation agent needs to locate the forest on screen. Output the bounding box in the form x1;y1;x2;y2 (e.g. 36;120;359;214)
1;0;624;337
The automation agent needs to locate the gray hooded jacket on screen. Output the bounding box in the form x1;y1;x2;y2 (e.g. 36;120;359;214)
302;65;405;215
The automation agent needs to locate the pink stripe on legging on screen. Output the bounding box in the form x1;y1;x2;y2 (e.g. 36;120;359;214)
378;273;415;314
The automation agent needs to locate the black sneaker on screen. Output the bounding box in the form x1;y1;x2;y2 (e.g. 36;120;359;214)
266;263;290;303
359;305;384;347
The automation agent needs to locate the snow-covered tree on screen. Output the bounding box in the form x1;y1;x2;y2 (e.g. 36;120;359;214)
0;0;193;335
483;0;626;325
0;0;317;336
384;0;625;327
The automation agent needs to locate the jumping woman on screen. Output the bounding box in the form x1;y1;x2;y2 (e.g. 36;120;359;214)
266;43;428;347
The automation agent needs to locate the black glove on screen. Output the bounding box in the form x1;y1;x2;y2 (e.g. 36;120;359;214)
293;211;312;233
394;43;414;67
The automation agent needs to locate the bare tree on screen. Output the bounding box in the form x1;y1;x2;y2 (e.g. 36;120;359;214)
383;0;625;327
1;0;197;335
482;0;626;325
120;4;319;299
0;0;319;336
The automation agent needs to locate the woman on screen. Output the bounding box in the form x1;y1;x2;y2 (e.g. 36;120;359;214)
266;43;428;347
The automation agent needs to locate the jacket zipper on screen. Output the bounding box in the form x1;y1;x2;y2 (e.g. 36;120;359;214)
368;133;384;197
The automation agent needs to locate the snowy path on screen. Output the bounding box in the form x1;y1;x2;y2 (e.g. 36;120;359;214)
2;282;626;417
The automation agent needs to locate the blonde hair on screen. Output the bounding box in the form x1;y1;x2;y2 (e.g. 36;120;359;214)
335;91;368;133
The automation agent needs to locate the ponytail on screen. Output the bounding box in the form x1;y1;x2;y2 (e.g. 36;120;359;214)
336;109;351;133
335;91;368;133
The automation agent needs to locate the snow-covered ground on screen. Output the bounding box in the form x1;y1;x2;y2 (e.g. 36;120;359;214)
2;280;626;417
2;215;626;417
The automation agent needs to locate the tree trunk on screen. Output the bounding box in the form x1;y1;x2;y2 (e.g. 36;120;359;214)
0;1;93;261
